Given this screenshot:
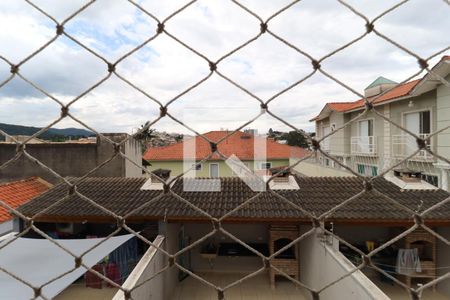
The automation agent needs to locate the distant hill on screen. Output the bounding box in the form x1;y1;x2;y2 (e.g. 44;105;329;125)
0;123;94;141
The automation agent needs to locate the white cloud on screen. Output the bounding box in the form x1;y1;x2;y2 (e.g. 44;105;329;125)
0;0;448;135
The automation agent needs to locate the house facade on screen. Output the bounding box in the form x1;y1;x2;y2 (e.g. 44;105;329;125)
303;56;450;191
144;130;308;178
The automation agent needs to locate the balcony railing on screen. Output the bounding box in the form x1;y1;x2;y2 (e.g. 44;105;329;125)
351;136;377;156
392;133;434;161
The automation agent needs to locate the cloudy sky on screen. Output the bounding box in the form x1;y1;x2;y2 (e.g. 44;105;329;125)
0;0;449;135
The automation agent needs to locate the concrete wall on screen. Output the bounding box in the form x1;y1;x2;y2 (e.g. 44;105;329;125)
184;223;267;273
292;159;353;177
0;220;13;236
113;235;165;300
300;228;389;300
124;137;144;177
437;226;450;298
147;159;290;177
159;222;180;300
0;133;142;184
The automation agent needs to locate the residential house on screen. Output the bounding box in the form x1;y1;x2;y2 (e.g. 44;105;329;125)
15;173;450;299
302;56;450;191
0;177;51;235
0;133;143;184
144;130;308;178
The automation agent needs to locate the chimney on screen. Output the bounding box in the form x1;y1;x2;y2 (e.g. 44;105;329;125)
364;76;398;98
151;168;171;182
393;168;422;183
270;167;290;183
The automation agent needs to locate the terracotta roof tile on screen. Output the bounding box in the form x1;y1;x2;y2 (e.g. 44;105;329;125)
144;131;309;161
17;176;450;223
312;79;421;121
0;177;51;223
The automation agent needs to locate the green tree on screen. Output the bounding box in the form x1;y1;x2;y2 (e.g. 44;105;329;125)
283;131;309;148
135;122;157;153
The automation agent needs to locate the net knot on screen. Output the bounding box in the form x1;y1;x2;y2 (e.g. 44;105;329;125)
157;23;165;34
365;101;373;110
16;143;25;153
74;256;82;268
264;257;271;268
163;183;170;194
311;139;320;151
107;62;116;73
413;214;423;225
68;184;75;195
209;61;217;71
311;291;320;300
363;255;372;265
34;287;42;298
124;290;132;300
260;22;268;33
56;24;64;35
312;217;321;228
113;143;121;154
116;216;126;228
416;137;427;150
10;65;19;74
160;106;168;117
61;106;69;117
365;22;374;33
210;142;218;153
364;180;373;191
168;256;175;267
311;59;321;70
418;58;428;69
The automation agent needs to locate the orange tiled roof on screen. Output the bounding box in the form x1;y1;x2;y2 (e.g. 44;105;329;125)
144;131;309;161
311;79;421;121
0;177;51;223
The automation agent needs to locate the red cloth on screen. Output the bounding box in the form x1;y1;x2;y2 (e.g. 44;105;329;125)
85;264;103;289
105;263;121;286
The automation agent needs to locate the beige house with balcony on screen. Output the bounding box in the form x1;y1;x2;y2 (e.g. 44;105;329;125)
302;56;450;191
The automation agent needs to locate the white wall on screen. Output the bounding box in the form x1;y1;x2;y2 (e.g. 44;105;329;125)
0;220;13;236
292;159;353;177
125;137;144;178
160;222;181;300
113;235;165;300
300;228;389;300
437;227;450;297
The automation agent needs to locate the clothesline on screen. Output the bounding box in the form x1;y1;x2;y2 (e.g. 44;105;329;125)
344;255;450;270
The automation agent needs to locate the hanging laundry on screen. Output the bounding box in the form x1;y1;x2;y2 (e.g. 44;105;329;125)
396;248;421;275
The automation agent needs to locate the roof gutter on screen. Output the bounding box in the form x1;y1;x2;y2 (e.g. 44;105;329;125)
28;215;450;226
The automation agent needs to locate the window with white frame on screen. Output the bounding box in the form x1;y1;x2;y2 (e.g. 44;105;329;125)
358;119;373;136
405;110;431;135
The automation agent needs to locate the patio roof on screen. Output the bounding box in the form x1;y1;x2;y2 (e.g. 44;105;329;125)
0;234;133;299
17;176;450;225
